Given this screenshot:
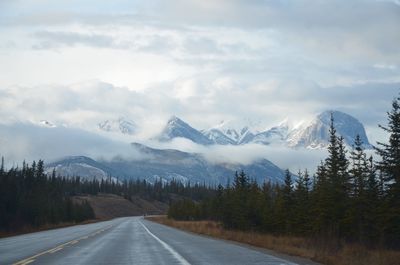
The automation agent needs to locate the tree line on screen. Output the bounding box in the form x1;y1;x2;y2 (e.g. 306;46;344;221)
0;159;216;232
0;160;95;231
169;96;400;249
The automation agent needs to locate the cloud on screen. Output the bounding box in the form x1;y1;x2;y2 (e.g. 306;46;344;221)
0;0;399;168
133;137;328;174
0;122;145;164
1;0;400;90
32;31;115;49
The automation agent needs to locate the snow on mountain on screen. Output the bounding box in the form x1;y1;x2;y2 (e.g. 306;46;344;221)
240;119;290;145
249;126;288;145
200;111;370;149
46;156;118;182
98;117;137;135
203;118;291;146
201;128;237;145
203;119;262;145
287;110;371;149
158;116;213;145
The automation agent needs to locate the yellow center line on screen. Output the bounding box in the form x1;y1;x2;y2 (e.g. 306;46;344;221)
18;259;35;265
48;247;64;254
12;225;114;265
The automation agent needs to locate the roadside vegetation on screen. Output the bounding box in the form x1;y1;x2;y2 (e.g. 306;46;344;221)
149;216;400;265
0;160;95;235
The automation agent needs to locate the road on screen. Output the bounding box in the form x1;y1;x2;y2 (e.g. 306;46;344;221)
0;217;313;265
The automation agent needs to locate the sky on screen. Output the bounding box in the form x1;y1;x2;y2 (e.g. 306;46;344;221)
0;0;400;170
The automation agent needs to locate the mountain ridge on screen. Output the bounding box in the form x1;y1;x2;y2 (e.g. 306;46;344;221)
46;143;288;185
156;110;371;149
157;116;213;145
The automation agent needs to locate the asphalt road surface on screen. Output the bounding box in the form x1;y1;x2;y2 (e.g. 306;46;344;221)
0;217;315;265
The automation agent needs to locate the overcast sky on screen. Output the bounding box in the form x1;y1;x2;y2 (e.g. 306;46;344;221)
1;0;400;144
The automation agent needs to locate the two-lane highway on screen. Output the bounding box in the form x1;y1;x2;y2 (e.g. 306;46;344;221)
0;217;314;265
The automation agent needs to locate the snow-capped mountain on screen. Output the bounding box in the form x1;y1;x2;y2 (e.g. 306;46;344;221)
202;119;261;145
203;118;291;146
98;117;137;135
201;128;237;145
157;116;213;145
287;110;371;149
168;111;371;149
240;120;290;145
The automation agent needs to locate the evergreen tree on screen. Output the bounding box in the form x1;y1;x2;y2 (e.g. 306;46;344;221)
293;170;311;235
346;135;370;242
281;169;293;233
375;95;400;247
313;114;350;241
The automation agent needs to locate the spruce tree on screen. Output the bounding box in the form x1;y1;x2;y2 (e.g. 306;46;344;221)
293;170;311;235
313;113;350;241
347;135;370;242
282;169;293;233
375;95;400;247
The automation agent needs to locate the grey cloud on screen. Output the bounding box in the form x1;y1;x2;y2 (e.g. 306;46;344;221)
5;0;400;70
31;30;179;53
32;31;115;49
0;122;144;164
0;0;399;149
4;0;400;39
184;37;221;55
136;35;176;53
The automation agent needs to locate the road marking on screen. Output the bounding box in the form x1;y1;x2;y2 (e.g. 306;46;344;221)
13;225;113;265
140;221;191;265
49;247;63;254
18;259;35;265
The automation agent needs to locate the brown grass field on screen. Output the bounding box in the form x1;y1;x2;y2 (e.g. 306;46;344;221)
147;216;400;265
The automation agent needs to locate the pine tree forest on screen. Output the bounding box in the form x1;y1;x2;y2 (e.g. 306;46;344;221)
0;160;215;232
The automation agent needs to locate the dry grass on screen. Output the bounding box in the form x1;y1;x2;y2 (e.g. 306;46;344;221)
75;193;168;220
148;216;400;265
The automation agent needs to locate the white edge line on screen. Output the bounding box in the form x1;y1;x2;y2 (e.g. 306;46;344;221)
139;220;191;265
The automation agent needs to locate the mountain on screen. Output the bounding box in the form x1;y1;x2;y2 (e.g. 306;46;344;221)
240;120;290;145
158;116;213;145
199;111;371;149
202;118;292;146
98;117;137;135
46;143;288;185
202;120;259;145
202;128;237;145
46;156;118;182
287;110;371;149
